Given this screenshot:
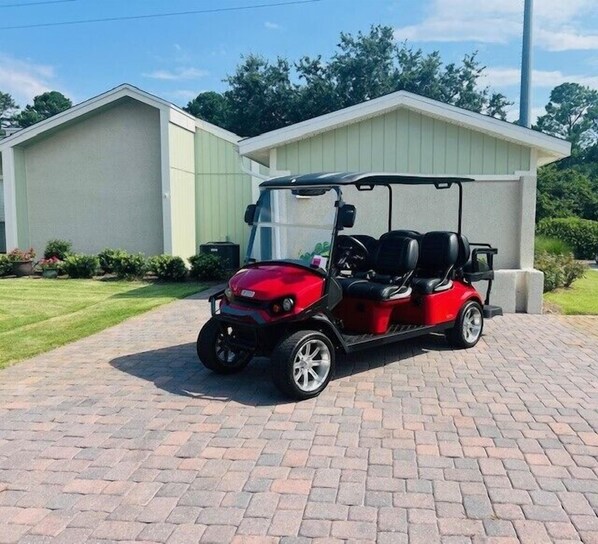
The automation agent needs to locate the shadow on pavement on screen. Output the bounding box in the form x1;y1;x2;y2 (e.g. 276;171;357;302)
109;333;452;406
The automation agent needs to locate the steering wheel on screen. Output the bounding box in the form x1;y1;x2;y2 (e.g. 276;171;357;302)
334;235;369;271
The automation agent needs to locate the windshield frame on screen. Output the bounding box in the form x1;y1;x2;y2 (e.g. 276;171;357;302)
245;186;343;272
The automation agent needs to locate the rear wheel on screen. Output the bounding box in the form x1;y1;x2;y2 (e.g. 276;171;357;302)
271;330;335;400
197;318;252;374
446;300;484;348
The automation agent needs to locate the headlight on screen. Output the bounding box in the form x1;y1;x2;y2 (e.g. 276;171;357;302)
224;287;233;301
270;297;295;315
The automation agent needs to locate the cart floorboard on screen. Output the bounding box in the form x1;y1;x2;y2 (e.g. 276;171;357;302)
341;322;454;352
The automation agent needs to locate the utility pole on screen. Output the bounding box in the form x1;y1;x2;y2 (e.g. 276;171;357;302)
519;0;533;127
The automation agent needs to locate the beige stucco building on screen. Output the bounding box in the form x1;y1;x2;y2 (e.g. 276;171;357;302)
0;85;255;261
0;84;570;313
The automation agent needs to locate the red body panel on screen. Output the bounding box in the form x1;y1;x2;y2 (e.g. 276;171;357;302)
226;264;325;322
334;281;482;334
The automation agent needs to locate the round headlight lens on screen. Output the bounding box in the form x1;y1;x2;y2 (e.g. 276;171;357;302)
224;287;233;301
282;297;294;312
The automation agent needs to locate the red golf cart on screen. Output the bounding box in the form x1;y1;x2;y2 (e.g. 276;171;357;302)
197;172;502;399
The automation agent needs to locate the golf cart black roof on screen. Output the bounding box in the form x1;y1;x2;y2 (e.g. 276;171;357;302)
259;172;474;188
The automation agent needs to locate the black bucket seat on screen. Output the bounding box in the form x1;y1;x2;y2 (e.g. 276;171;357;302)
339;236;419;301
412;231;459;294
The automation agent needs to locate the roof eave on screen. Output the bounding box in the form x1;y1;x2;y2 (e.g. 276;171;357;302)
0;83;241;151
238;90;571;165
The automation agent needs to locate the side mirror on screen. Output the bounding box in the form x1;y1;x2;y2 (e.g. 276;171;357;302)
338;204;356;229
244;204;257;225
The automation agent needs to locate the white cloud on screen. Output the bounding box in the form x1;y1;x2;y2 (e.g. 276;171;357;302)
143;67;208;81
483;67;598;89
264;21;281;30
394;0;598;51
0;53;58;106
536;28;598;52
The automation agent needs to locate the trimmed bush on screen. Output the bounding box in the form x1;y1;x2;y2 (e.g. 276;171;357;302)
98;248;127;274
44;239;72;260
534;235;572;256
113;252;146;280
62;254;99;279
0;255;13;277
189;253;226;281
537;217;598;259
147;255;187;282
535;251;587;292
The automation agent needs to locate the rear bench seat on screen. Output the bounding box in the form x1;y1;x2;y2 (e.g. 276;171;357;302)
339;236;419;300
412;231;462;294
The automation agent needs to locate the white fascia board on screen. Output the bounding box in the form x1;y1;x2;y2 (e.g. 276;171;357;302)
169;108;196;133
1;148;18;250
159;108;173;255
238;90;571;162
195;118;240;144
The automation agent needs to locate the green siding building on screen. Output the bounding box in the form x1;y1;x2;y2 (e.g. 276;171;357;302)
0;84;570;313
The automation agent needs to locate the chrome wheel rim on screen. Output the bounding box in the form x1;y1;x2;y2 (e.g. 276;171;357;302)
463;306;482;343
216;327;243;365
292;339;331;392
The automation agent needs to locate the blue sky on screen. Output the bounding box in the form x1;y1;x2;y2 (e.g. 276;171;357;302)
1;0;598;123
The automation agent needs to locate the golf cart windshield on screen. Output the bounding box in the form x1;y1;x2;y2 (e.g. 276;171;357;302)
246;187;339;270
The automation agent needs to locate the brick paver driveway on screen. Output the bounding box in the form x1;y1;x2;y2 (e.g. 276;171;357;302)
1;289;597;544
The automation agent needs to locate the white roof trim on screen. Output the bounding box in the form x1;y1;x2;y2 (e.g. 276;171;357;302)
0;83;240;149
238;90;571;162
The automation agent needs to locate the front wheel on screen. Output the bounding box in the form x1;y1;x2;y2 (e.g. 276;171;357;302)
271;330;335;400
446;300;484;349
197;318;252;374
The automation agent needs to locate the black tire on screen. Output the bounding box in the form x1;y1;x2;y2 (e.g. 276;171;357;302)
271;330;335;400
197;318;252;374
446;300;484;349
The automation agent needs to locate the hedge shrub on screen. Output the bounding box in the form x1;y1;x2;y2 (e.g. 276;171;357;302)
189;253;226;281
44;239;72;260
62;254;99;279
113;252;146;280
98;248;127;274
537;218;598;259
0;255;12;277
535;251;587;292
147;255;187;281
534;235;572;256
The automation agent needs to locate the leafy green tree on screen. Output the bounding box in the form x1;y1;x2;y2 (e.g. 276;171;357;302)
222;55;296;136
183;25;511;136
13;91;72;128
536;165;598;222
184;91;230;128
535;83;598;151
0;92;18;136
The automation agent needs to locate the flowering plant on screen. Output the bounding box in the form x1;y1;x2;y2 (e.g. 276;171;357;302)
38;257;62;270
8;247;36;262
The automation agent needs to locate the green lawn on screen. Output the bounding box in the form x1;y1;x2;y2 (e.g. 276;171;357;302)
545;270;598;315
0;278;206;369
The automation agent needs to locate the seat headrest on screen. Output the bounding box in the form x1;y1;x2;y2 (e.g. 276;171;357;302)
380;229;422;241
419;231;459;269
455;234;470;268
374;236;419;276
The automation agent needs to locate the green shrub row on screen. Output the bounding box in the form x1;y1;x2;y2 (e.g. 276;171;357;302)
0;255;12;277
537;218;598;259
3;238;229;281
535;251;587;292
188;253;226;281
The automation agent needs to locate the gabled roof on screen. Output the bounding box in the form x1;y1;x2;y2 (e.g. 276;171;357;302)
238;90;571;167
0;83;240;150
